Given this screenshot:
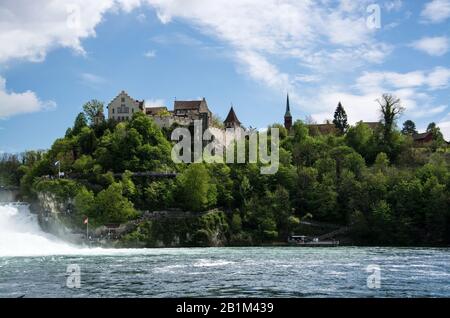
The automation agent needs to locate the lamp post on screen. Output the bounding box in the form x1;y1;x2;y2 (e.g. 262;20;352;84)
54;161;61;178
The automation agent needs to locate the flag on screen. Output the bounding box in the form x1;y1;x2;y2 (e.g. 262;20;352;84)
54;161;60;166
83;217;88;225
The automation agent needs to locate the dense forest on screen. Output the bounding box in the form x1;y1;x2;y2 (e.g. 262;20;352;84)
1;94;449;246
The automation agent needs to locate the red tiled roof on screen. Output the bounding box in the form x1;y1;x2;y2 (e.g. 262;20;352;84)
413;132;433;141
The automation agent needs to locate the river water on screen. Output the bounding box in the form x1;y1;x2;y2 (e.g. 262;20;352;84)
1;204;450;298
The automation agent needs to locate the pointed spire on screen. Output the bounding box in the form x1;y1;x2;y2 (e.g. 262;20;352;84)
224;105;241;128
285;93;292;118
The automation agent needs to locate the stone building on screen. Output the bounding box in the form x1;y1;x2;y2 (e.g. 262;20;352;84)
93;109;105;125
107;91;144;122
173;98;212;126
107;91;215;130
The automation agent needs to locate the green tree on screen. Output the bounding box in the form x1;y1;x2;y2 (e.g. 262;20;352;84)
211;114;225;129
374;152;389;172
378;94;404;142
77;127;97;155
145;180;175;210
333;102;349;135
74;187;95;223
176;164;216;212
83;99;104;124
370;200;394;243
426;122;445;150
422;177;448;243
72;112;88;136
345;122;375;160
95;182;137;223
121;170;137;200
401;120;417;135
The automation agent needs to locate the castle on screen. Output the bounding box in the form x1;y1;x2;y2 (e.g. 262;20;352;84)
106;90;241;131
102;91;444;148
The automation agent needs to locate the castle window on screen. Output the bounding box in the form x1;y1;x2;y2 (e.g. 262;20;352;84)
117;105;129;114
121;97;125;102
112;108;115;114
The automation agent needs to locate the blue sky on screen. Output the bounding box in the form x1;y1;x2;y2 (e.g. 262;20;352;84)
0;0;449;152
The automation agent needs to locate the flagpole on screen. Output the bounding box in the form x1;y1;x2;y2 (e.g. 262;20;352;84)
86;220;89;244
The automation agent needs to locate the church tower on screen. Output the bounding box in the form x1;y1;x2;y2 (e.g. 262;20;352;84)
284;94;292;131
224;105;241;129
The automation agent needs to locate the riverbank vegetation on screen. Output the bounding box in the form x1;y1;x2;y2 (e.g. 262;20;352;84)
2;94;449;246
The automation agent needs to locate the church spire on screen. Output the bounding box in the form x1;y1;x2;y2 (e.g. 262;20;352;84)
285;93;292;117
284;93;292;131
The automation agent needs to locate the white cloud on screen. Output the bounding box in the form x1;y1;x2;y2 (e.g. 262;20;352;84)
0;0;143;64
144;98;165;107
410;36;449;56
308;66;450;126
80;72;106;86
0;0;392;120
0;76;56;118
384;0;403;12
355;67;450;92
310;89;381;124
427;67;450;89
236;50;291;93
144;0;387;92
137;13;146;23
144;50;156;58
421;0;450;23
410;105;447;118
437;121;450;140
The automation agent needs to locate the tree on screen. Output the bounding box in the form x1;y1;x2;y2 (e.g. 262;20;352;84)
145;180;175;210
95;182;137;223
426;122;446;151
176;164;216;211
333;102;349;135
345;122;375;160
72;113;88;136
426;122;436;132
401;120;417;135
211;114;225;129
74;187;95;223
426;122;445;142
378;94;404;141
83;99;104;124
374;152;389;172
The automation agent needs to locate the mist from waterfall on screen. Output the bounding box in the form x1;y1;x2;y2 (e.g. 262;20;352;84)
0;203;161;257
0;203;82;257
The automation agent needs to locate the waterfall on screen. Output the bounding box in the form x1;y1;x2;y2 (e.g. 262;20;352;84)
0;203;152;257
0;203;80;257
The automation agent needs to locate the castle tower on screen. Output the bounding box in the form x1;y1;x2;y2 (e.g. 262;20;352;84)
93;109;105;125
284;94;292;131
224;106;241;129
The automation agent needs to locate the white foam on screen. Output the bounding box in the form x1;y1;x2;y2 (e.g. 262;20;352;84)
0;204;219;257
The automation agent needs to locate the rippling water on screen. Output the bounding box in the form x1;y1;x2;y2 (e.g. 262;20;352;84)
1;247;450;298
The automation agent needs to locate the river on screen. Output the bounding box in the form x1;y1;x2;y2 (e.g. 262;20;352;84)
1;204;450;298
